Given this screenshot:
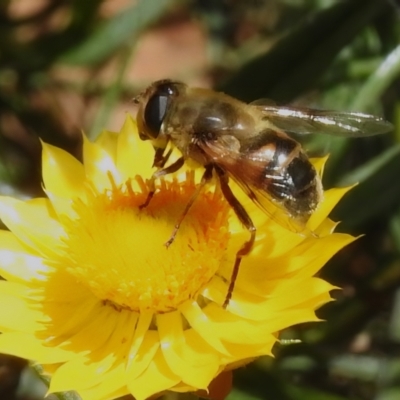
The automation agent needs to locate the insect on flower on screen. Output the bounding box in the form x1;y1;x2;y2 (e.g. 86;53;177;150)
134;79;392;307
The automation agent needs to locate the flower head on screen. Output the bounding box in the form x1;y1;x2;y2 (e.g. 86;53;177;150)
0;116;354;400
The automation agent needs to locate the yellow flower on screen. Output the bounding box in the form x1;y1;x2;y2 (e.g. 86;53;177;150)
0;116;354;400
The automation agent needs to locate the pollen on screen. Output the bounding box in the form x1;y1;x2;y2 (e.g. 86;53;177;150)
58;172;230;313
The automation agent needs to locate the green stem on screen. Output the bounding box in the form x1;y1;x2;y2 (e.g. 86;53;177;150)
88;45;134;139
351;44;400;112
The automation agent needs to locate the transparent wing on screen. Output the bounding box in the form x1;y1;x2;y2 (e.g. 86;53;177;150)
199;137;308;233
227;171;308;233
251;102;393;137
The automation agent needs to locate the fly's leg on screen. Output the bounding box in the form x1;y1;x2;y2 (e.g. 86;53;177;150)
153;147;172;168
140;156;184;209
214;166;256;308
165;164;214;248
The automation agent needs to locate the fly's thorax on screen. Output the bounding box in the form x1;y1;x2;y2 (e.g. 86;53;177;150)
165;90;257;147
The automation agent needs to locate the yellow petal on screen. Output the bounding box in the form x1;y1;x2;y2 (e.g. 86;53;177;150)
221;337;276;363
259;278;334;313
233;233;355;296
47;310;139;395
0;281;41;332
290;234;355;279
261;309;320;333
0;197;65;258
73;364;128;400
116;116;154;181
180;301;230;356
316;218;338;236
201;303;277;345
126;330;159;381
49;356;101;392
299;291;334;310
310;155;328;175
44;191;76;219
35;268;91;304
41;296;102;341
308;186;353;231
0;332;77;363
79;386;129;400
0;230;51;282
127;348;180;400
203;277;265;319
241;278;333;320
52;309;138;389
51;304;120;352
125;311;152;369
96;130;119;161
157;311;219;389
83;135;122;192
209;277;333;322
50;358;126;396
229;223;305;260
42;141;85;199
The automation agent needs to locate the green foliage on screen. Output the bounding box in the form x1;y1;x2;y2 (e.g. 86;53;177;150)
62;0;180;66
0;0;399;399
219;0;390;103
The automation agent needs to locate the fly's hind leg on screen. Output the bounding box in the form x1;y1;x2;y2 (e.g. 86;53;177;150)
140;156;184;209
214;166;256;308
165;164;214;248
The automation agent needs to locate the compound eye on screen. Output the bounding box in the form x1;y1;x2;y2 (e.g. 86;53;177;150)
143;94;167;138
144;83;176;138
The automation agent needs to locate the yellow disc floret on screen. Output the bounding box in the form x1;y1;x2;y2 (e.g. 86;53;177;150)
60;174;230;313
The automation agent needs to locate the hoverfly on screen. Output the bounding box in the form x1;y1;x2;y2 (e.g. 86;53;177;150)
134;79;392;307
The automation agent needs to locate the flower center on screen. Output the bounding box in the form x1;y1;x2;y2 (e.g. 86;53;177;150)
60;173;230;313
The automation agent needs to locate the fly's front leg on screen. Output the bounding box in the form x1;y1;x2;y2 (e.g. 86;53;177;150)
214;166;256;308
165;164;214;248
153;147;172;168
140;156;184;209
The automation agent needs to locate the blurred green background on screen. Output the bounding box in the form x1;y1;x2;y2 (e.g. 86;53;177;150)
0;0;399;399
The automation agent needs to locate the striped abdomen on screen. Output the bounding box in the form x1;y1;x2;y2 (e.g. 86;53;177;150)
240;129;322;221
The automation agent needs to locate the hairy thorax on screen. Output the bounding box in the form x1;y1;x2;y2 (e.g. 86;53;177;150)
164;89;258;165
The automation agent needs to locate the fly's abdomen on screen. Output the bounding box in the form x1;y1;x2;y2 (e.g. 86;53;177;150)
281;153;321;219
242;129;321;220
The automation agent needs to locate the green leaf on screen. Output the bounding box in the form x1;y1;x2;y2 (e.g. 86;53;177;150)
338;144;400;186
332;144;400;229
376;388;400;400
351;44;400;112
218;0;389;102
88;46;133;139
228;389;264;400
329;354;380;381
61;0;179;66
388;287;400;342
286;385;350;400
390;207;400;255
